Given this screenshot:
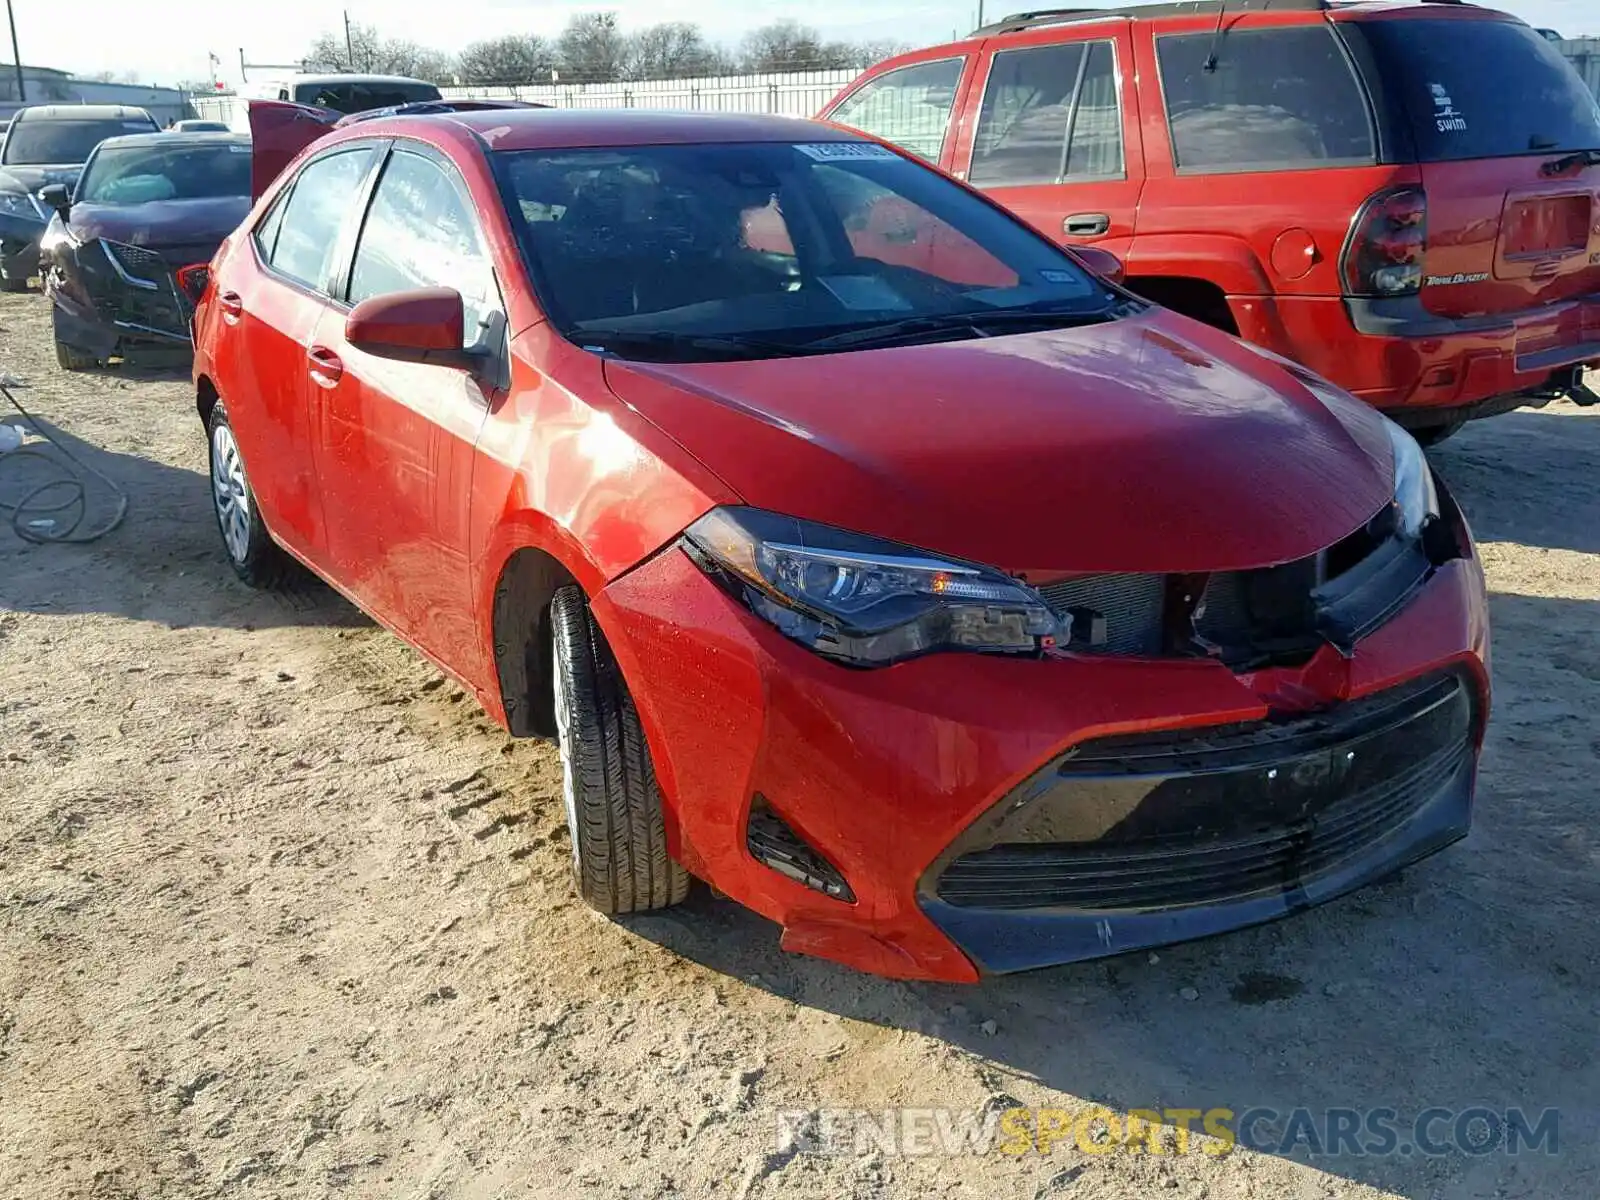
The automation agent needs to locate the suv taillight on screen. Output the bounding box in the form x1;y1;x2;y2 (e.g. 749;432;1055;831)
1342;188;1427;297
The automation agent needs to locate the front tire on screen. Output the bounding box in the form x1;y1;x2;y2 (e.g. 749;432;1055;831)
54;335;98;371
550;585;689;914
207;400;295;589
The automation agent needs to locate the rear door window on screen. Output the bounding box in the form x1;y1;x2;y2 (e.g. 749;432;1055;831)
265;148;373;290
1357;19;1600;161
828;58;966;164
1156;26;1376;172
970;40;1124;187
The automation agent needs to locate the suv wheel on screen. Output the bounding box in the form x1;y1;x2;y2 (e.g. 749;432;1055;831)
550;584;690;914
207;400;295;588
1412;419;1466;448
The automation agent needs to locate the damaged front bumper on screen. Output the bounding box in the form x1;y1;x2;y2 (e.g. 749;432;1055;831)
44;229;204;357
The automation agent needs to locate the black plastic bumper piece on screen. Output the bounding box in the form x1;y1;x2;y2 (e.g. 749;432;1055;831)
918;672;1479;975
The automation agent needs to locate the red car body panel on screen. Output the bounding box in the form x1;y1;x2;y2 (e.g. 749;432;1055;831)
820;3;1600;425
194;108;1492;981
604;309;1395;575
595;545;1488;982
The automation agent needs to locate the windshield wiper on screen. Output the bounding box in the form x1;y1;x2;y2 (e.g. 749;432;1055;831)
1540;148;1600;176
573;329;796;361
799;305;1113;353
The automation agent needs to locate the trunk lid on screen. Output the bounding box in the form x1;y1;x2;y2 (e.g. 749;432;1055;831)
1351;14;1600;318
246;100;340;200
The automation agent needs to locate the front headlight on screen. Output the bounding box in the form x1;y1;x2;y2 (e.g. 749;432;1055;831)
684;507;1059;666
0;189;44;222
1385;419;1438;538
38;212;77;256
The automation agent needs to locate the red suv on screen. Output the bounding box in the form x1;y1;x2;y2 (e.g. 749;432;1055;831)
821;0;1600;443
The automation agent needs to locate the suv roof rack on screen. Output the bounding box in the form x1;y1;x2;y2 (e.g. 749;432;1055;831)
973;0;1467;36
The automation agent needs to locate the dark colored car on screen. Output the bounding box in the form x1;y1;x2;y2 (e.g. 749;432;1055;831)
822;0;1600;443
191;106;1489;982
39;131;252;368
0;104;160;291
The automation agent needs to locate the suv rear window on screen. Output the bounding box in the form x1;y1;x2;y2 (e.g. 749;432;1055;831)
292;81;442;112
1156;26;1375;172
1357;19;1600;162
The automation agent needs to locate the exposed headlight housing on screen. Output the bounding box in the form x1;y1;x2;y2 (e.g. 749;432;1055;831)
684;507;1058;667
1385;419;1439;539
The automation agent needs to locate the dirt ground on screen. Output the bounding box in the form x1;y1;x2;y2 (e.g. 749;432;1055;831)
0;288;1596;1200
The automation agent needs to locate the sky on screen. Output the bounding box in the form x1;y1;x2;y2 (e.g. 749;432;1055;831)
7;0;1596;89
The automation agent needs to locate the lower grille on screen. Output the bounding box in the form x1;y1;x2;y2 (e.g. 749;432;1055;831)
747;801;855;902
932;672;1474;912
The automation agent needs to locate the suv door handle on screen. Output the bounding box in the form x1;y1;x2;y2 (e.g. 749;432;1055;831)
218;290;243;322
1064;212;1112;238
307;345;344;388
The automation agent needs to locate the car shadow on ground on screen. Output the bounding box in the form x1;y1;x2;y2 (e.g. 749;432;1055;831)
0;416;366;631
1429;401;1600;556
623;590;1600;1197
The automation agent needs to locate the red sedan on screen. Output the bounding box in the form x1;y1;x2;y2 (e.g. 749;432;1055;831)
192;107;1490;983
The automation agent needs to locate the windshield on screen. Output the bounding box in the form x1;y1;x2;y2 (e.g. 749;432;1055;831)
4;117;157;166
77;142;252;204
293;81;441;112
1358;19;1600;161
496;141;1119;361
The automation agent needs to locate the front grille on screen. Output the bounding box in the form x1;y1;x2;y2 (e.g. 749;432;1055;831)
1034;504;1407;666
104;240;169;286
932;672;1474;912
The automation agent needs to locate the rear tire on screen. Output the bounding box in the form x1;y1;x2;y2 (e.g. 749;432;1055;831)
1413;419;1467;448
550;584;689;914
206;400;296;589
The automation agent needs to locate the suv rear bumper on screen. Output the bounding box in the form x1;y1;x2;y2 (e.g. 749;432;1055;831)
1232;291;1600;421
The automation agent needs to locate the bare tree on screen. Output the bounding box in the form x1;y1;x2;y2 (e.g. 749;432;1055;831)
457;34;555;85
557;12;629;83
624;22;731;81
301;22;451;80
738;20;859;73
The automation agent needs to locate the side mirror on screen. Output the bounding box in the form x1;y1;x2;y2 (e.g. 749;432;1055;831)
38;183;70;215
345;287;479;369
1069;244;1125;286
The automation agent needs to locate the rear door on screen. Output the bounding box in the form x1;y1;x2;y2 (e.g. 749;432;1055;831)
216;143;378;564
948;22;1144;256
306;142;504;669
1352;15;1600;323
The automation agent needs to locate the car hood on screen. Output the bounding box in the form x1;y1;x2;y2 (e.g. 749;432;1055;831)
602;309;1398;575
66;196;251;246
0;164;83;193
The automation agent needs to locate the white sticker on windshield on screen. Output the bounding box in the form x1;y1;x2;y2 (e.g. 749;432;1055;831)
818;274;912;311
228;144;251;153
1039;269;1078;284
794;142;899;162
1429;82;1467;133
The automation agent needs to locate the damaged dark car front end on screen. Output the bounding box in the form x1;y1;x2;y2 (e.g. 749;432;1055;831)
40;131;251;368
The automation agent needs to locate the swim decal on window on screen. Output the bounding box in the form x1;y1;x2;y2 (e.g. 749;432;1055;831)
1429;83;1468;134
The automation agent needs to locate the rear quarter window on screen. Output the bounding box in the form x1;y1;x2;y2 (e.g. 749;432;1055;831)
1355;19;1600;161
1156;26;1376;172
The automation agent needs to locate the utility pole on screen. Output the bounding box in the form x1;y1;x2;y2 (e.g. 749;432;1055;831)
6;0;24;103
344;10;355;72
977;1;986;27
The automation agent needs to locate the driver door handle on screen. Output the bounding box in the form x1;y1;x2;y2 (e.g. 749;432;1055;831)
1064;212;1111;238
307;345;344;388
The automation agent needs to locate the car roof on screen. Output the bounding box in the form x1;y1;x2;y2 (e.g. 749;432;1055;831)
964;0;1515;38
397;107;859;152
11;104;155;122
289;72;435;87
94;131;251;150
